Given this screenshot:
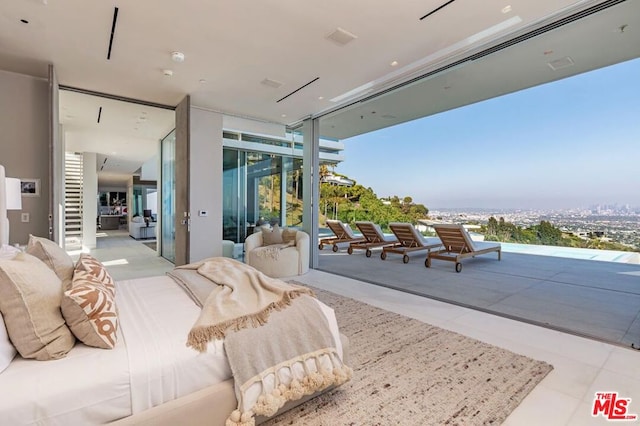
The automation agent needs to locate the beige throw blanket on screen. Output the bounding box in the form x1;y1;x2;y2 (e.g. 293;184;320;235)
167;258;351;426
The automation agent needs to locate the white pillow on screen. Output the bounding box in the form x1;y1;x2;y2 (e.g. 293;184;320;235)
132;216;144;223
0;244;21;260
0;312;17;373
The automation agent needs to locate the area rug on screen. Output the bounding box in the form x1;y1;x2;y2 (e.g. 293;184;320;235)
264;285;553;425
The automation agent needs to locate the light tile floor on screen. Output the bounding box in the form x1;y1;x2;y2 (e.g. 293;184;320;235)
87;233;640;425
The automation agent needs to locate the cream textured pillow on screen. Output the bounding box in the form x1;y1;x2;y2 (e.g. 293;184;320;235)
26;235;74;287
75;253;115;297
281;228;298;245
62;270;118;349
261;224;283;245
0;312;17;373
0;244;21;260
0;252;75;360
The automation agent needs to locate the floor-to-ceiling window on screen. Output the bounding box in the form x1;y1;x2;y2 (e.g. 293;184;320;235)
160;130;176;262
222;148;304;243
222;129;340;246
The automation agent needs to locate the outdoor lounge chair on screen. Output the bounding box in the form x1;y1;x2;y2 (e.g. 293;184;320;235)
381;222;442;263
426;224;501;272
348;221;399;257
319;220;365;252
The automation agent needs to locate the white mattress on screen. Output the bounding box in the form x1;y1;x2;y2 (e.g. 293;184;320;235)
0;274;343;425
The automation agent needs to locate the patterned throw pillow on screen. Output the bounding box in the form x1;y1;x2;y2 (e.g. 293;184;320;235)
61;270;118;349
26;235;74;287
262;224;284;245
74;253;115;297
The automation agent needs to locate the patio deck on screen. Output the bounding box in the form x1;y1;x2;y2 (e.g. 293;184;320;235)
318;245;640;348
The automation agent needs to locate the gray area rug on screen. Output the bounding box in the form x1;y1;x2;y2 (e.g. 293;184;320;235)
264;286;553;425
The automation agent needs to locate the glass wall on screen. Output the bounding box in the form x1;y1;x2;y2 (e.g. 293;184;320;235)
131;183;157;220
222;148;303;243
160;130;176;262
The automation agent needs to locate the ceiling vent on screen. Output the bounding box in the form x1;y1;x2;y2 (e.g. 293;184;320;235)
261;78;284;89
326;28;358;46
547;56;575;71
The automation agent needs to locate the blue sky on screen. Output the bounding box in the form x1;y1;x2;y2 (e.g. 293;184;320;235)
335;58;640;210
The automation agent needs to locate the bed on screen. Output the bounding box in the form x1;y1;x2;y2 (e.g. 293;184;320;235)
0;165;350;426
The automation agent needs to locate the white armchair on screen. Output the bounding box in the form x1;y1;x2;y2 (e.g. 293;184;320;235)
244;228;309;278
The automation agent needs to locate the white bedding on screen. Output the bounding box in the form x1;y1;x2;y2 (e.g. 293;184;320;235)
0;274;343;425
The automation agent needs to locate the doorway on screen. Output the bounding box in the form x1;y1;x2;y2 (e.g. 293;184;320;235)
59;89;175;256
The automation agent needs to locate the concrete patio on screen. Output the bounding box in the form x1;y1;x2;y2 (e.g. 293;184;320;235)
318;245;640;348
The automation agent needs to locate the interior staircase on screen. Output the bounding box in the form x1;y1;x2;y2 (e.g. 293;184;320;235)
64;153;83;250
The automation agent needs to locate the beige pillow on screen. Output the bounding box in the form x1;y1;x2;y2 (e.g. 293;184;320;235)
0;312;17;373
262;224;283;245
281;228;298;244
0;244;21;260
0;252;75;360
26;235;74;287
75;253;115;297
62;270;118;349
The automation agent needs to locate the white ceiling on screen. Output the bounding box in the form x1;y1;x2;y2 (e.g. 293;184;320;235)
61;91;174;186
0;0;638;179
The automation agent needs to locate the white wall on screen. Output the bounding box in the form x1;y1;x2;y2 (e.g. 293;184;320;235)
189;107;223;261
82;152;97;249
141;156;158;181
222;115;285;138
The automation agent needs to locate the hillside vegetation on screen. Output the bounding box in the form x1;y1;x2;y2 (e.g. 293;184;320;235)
481;216;636;252
320;177;429;231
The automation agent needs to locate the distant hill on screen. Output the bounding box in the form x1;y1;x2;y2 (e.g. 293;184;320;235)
320;173;429;231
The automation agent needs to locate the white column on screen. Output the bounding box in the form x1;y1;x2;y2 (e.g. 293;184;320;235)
82;152;97;249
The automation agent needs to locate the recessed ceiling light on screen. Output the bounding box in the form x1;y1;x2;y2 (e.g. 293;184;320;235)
163;69;173;77
111;151;117;155
171;51;185;62
318;96;324;100
281;114;287;118
501;5;512;14
390;60;399;67
199;79;207;84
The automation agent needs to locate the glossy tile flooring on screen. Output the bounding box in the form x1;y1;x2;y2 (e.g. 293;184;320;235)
86;233;640;425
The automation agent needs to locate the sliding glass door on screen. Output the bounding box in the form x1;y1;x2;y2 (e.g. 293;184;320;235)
160;130;176;262
222;148;303;243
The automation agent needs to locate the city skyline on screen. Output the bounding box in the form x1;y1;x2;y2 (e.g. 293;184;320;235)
335;57;640;211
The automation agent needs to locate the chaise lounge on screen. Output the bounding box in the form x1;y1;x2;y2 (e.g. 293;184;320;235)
381;222;442;264
348;221;398;257
426;223;501;272
319;220;365;252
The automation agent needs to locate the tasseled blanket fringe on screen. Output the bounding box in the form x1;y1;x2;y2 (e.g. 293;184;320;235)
225;348;353;426
187;288;314;352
